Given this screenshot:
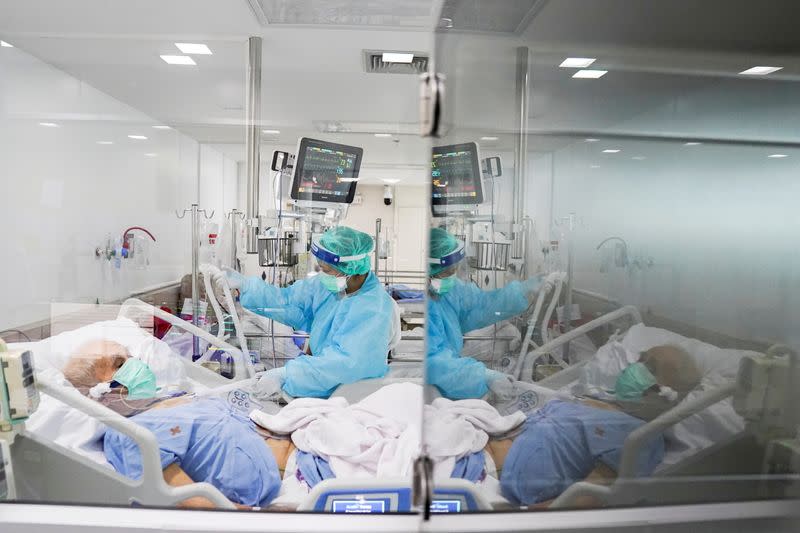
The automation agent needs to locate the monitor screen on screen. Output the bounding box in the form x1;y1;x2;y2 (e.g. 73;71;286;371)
290;138;363;204
431;142;484;206
331;499;387;513
430;500;462;513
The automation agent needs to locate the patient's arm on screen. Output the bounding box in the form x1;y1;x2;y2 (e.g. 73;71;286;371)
533;462;616;510
163;463;249;510
486;438;514;472
265;438;296;473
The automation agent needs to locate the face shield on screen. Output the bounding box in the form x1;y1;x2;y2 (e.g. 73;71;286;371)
429;241;466;294
311;237;372;293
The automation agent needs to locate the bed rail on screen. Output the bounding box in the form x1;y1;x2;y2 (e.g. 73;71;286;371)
118;298;255;379
619;383;738;478
512;272;566;379
35;378;235;509
199;264;250;357
515;305;643;382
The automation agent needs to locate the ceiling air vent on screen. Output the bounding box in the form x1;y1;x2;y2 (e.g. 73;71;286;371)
364;50;429;75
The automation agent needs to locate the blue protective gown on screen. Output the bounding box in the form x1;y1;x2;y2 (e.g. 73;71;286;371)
104;398;281;507
499;400;665;505
427;279;529;399
240;272;393;398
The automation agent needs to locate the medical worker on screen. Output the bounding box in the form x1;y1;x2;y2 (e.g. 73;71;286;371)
223;226;394;399
427;227;542;400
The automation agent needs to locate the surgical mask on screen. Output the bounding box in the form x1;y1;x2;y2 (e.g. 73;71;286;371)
112;358;158;400
430;275;457;295
319;272;347;294
615;362;657;400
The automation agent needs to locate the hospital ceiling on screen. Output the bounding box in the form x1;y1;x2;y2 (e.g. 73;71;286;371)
1;0;800;172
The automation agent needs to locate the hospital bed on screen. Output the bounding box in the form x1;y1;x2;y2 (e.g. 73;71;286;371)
1;302;265;508
2;287;422;510
4;341;425;511
509;305;792;508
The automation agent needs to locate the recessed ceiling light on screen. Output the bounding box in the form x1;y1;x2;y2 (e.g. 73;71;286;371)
262;129;280;134
175;43;212;55
374;133;393;138
632;156;646;160
584;138;599;142
1;40;13;48
480;136;499;141
160;55;196;66
128;135;148;140
768;154;788;158
602;149;620;153
573;69;607;79
590;165;601;169
39;122;59;127
152;125;171;130
382;52;414;64
559;57;596;68
684;142;702;146
739;66;782;76
144;153;158;157
381;178;401;184
96;141;113;145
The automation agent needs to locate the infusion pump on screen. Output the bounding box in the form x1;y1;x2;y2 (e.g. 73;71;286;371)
0;346;39;430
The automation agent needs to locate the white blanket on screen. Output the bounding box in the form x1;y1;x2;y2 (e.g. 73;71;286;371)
250;383;525;482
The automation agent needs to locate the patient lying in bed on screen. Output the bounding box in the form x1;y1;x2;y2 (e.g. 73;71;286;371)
63;339;295;509
487;345;701;507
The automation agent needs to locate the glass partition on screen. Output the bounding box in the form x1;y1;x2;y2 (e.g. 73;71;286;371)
427;0;800;513
0;3;429;517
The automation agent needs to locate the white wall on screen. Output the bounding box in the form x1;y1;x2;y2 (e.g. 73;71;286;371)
0;45;238;329
342;184;427;274
342;185;395;238
548;139;800;347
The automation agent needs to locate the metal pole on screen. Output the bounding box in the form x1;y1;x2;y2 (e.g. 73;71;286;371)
229;209;241;269
245;36;263;254
512;46;530;260
565;212;575;331
191;204;200;359
374;218;382;275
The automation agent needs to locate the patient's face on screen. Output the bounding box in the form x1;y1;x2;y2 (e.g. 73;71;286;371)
72;339;130;384
641;345;700;393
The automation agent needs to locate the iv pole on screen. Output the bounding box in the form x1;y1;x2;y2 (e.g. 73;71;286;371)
176;204;215;360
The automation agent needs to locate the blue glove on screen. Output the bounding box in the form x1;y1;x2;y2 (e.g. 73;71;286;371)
253;367;286;401
523;275;544;295
485;369;516;401
222;266;246;291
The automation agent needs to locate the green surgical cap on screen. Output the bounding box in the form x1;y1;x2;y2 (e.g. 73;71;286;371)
319;226;374;276
429;227;461;275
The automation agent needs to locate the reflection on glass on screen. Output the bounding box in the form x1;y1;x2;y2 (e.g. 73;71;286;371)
426;226;541;400
429;0;800;514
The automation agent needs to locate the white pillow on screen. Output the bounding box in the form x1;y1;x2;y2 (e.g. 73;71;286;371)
574;340;639;400
621;323;758;379
25;368;110;467
662;373;746;466
34;318;189;392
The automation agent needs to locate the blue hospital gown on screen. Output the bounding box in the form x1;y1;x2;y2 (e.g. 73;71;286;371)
103;398;280;507
240;272;393;398
500;400;664;505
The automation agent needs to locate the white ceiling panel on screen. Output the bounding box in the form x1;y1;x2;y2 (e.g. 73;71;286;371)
0;0;260;36
256;0;435;28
